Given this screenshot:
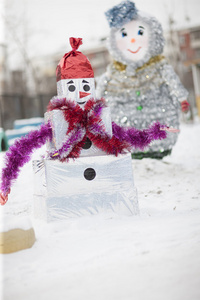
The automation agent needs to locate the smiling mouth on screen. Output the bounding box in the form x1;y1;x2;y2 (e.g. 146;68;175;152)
77;101;86;105
127;47;141;54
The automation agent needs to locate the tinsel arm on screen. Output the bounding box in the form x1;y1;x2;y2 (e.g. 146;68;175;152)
112;121;167;150
161;64;189;102
49;127;86;161
0;122;52;205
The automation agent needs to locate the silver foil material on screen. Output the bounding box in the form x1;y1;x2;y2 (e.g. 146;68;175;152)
33;154;139;222
45;107;112;157
105;0;138;28
97;58;188;154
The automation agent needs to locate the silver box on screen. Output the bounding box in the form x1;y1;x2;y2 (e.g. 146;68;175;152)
32;154;138;222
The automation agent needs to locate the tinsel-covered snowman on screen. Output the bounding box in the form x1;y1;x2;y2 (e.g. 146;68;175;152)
0;38;176;220
96;0;189;159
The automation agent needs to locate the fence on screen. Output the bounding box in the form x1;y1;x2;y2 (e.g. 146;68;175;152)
0;91;197;131
0;94;54;130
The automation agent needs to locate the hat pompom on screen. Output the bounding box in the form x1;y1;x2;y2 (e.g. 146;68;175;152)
105;0;138;28
69;37;83;52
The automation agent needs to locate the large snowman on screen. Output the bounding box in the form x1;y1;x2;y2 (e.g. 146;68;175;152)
96;0;189;159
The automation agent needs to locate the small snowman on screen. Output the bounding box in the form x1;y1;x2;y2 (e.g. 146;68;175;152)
0;37;175;220
96;0;189;159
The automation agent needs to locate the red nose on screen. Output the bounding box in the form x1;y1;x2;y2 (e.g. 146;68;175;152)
79;91;91;98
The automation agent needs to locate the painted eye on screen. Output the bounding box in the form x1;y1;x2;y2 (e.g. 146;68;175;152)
121;31;127;37
68;85;76;92
83;84;90;92
138;29;144;36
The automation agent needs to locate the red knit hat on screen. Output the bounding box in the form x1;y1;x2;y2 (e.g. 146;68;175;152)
56;37;94;82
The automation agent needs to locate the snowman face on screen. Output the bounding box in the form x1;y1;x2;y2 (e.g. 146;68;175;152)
57;78;96;107
115;19;149;62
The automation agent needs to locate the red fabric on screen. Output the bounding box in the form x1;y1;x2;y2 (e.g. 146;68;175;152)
56;37;94;81
181;100;190;112
70;37;83;51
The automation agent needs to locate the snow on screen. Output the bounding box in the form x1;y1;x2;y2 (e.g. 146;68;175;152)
0;119;200;300
0;216;33;232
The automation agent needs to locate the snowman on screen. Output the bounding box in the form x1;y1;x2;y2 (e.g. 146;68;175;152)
96;0;189;159
0;37;176;221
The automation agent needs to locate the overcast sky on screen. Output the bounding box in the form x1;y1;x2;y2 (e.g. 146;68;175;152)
0;0;200;68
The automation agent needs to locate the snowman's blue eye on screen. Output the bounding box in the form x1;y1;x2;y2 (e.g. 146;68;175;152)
138;29;144;35
121;31;127;37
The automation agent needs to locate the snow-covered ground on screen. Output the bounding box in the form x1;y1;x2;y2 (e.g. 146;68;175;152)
0;119;200;300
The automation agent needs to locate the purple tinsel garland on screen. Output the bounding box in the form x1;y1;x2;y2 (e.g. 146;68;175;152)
0;122;52;195
0;95;168;200
51;127;86;159
112;121;167;150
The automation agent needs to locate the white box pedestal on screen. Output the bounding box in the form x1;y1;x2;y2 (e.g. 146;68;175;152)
33;153;139;222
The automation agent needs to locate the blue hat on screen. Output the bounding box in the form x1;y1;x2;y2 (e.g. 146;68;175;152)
105;0;138;28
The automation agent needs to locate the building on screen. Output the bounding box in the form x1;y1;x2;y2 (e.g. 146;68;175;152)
178;25;200;116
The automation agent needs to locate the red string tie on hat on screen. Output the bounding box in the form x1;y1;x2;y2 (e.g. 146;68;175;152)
69;37;83;53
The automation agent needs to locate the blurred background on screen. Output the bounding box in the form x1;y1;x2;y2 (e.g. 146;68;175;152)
0;0;200;141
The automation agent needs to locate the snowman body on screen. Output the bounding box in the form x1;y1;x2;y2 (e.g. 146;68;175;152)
33;76;138;221
97;4;188;158
45;106;112;158
33;152;138;221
